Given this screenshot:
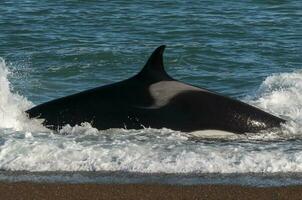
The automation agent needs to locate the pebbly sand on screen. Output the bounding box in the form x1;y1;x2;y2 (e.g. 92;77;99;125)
0;182;301;200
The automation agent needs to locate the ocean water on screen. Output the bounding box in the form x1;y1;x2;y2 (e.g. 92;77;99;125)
0;1;302;186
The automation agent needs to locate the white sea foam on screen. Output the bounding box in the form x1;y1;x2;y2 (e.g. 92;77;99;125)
1;59;302;173
0;128;302;173
0;58;46;132
248;70;302;137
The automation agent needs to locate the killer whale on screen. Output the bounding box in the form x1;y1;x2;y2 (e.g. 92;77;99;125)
26;45;285;134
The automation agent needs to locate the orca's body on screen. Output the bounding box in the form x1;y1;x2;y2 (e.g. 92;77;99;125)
26;46;285;134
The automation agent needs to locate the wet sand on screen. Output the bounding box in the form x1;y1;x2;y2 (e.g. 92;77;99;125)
0;182;301;200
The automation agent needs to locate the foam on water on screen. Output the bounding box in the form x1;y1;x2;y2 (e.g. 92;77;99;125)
1;58;302;174
0;59;46;132
248;70;302;137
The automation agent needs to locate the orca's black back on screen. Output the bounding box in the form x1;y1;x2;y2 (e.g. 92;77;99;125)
26;45;285;133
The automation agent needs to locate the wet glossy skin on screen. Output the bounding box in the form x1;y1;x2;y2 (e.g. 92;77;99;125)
26;46;285;134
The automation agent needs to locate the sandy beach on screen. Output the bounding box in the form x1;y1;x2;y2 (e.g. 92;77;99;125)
0;182;301;200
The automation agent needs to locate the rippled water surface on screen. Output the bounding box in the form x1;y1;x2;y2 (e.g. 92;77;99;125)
0;1;302;186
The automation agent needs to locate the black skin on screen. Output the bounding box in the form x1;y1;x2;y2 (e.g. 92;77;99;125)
26;45;286;134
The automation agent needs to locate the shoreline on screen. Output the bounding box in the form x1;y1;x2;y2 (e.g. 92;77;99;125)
1;182;301;200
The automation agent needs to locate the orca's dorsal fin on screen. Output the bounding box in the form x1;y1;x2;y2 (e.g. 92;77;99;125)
136;45;172;81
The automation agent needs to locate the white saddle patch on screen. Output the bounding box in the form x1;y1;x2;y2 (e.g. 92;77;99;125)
148;81;203;107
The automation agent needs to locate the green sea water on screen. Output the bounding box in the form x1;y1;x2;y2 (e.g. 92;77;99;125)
0;1;302;185
1;1;301;103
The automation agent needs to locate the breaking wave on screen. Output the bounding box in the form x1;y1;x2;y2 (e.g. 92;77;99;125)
0;58;46;132
1;58;302;173
248;70;302;137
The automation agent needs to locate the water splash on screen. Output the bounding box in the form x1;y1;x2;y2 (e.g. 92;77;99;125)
1;59;302;173
0;58;46;132
249;70;302;137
